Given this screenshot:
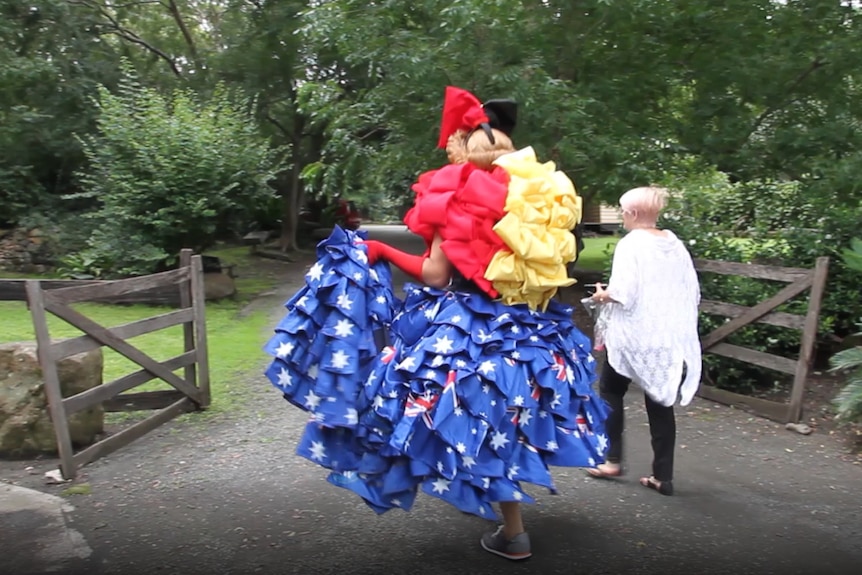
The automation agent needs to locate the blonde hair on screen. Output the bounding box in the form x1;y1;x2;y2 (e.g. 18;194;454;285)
619;186;669;221
446;128;515;170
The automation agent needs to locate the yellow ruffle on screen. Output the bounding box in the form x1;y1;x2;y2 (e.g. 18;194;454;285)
483;146;583;310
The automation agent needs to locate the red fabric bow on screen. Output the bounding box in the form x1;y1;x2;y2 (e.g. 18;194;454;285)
436;86;490;148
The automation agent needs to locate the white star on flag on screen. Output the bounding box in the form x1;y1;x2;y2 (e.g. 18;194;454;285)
376;295;386;304
513;395;524;406
482;384;490;394
539;410;548;419
479;360;495;375
431;478;451;494
336;293;354;311
551;393;562;408
455;442;467;453
396;356;417;371
277;368;293;387
304;391;322;410
432;335;454;354
431;355;445;367
520;410;533;426
345;408;358;425
373;395;385;409
353;272;363;281
365;372;377;387
546;440;559;451
391;498;401;507
482;477;491;489
512;351;521;360
462;455;476;469
424;369;436;380
354;249;368;263
308;364;319;380
597;434;609;453
477;330;493;343
454;407;464;417
334;318;355;338
295;295;309;308
455;359;467;368
510;325;520;334
530;335;539;342
309;441;327;461
507;464;520;480
490;430;510;450
512;490;523;501
436;461;445;473
276;341;295;358
330;350;350;369
307;262;324;281
451;314;462;324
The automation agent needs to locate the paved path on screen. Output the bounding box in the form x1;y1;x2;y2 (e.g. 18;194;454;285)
2;228;861;575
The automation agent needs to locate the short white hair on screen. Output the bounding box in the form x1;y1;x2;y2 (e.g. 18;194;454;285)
619;186;668;218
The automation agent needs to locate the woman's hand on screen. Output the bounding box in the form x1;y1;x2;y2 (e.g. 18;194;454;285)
592;282;612;304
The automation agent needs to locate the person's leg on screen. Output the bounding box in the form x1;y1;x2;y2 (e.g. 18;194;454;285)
589;357;630;476
500;502;524;539
481;503;531;560
640;392;676;495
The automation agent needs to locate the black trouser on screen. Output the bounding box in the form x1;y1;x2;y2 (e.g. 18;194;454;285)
599;358;676;482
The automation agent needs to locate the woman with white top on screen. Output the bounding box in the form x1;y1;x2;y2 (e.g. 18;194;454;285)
586;186;702;496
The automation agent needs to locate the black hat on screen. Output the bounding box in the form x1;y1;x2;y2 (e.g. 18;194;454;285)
482;99;518;137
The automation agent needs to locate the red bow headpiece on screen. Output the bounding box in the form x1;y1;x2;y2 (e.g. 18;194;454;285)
436;86;491;148
436;86;518;149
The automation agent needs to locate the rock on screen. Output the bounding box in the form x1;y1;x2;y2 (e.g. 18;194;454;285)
204;272;236;300
0;343;104;458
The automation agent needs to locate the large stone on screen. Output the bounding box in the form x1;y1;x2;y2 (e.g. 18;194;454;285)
0;342;104;458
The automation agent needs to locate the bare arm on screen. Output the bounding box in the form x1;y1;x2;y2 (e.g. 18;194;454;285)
422;233;453;288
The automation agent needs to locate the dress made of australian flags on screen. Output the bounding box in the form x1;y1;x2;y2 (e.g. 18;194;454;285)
264;147;609;519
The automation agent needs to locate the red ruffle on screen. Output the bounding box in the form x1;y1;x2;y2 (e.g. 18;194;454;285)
404;163;510;297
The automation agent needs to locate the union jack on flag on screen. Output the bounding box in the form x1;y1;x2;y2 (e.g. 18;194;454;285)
380;345;397;364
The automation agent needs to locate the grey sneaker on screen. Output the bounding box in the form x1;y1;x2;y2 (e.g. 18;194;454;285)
480;526;532;560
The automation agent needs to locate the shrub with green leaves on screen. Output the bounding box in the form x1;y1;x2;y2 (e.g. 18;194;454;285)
68;65;287;277
831;238;862;423
652;160;862;394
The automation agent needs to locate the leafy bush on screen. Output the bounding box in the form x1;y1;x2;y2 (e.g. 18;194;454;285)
67;64;287;277
831;238;862;423
652;159;862;394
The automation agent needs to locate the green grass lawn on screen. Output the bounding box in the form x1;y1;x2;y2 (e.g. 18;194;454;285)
575;235;619;272
0;245;287;419
0;299;274;417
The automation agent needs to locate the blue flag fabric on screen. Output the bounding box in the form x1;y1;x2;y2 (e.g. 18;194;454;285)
263;226;609;520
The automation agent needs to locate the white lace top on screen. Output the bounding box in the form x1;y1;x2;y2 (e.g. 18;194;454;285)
597;229;702;406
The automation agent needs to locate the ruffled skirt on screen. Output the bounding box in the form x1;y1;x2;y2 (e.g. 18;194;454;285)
264;227;609;519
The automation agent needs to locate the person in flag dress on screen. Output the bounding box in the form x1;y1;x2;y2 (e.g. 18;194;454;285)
264;86;609;560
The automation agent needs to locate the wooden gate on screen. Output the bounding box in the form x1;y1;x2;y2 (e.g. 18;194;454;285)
695;256;830;424
1;249;209;479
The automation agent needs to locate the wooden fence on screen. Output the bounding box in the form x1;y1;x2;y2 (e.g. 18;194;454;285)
695;257;830;424
0;249;210;479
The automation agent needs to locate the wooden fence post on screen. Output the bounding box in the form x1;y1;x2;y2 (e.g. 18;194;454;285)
25;280;77;479
178;249;197;402
787;256;830;423
190;255;211;408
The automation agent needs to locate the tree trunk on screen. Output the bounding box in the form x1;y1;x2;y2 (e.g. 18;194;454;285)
279;165;303;252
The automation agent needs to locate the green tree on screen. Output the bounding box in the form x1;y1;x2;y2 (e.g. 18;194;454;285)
70;66;286;277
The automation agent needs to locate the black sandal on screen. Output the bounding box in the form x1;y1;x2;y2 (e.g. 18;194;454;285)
639;476;673;496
